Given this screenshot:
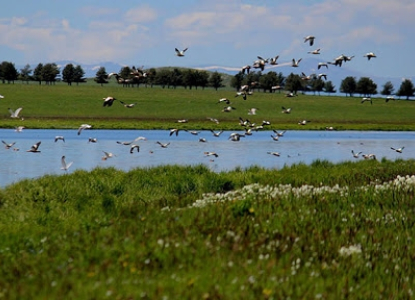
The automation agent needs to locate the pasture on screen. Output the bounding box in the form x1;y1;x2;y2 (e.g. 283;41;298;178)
0;83;414;130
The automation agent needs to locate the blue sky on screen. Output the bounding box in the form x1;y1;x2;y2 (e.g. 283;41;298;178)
0;0;413;79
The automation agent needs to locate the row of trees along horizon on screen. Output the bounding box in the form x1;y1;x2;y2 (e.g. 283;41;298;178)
1;61;415;99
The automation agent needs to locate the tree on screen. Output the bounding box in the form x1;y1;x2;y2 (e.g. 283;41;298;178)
310;78;325;95
209;71;223;91
33;63;44;85
195;70;209;89
231;72;244;91
155;68;171;88
356;77;377;97
19;64;32;84
169;68;182;89
259;71;279;92
284;73;303;95
182;69;197;89
42;63;60;84
73;65;86;85
62;63;75;86
397;79;415;100
0;61;19;83
381;81;394;96
323;81;336;95
340;76;357;97
94;67;109;86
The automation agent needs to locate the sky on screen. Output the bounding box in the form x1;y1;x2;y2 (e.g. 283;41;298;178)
0;0;414;79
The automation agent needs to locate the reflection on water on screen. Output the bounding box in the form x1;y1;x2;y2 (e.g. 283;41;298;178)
1;129;415;187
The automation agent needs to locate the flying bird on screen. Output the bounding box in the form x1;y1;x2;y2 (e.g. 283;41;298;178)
207;117;220;124
15;126;25;132
169;128;180;136
27;141;41;153
119;101;136;108
61;156;73;171
351;150;362;158
318;62;329;69
130;144;140;153
241;65;251;74
78;124;92;135
304;36;315;46
364;52;377;60
267;152;281;157
204;151;218;158
8;107;23;118
102;151;115;160
269;55;279;65
298;120;310;125
156;141;170;148
88;137;97;143
2;140;16;149
391;147;404;153
210;130;223;137
218;98;231;104
175;47;188;57
361;97;372;104
291;58;302;67
248;108;258;115
103;96;116;107
54;136;65;142
308;48;320;55
281;106;291;114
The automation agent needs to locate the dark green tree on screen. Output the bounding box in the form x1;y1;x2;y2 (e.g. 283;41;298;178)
284;73;303;95
323;81;336;95
356;77;377;97
182;69;197;90
231;72;244;91
94;67;109;86
73;65;86;85
397;79;415;100
310;78;325;95
209;71;223;91
19;64;32;84
33;63;44;85
0;61;19;83
42;63;60;85
155;68;172;88
259;71;279;92
62;63;75;86
340;76;357;97
195;70;209;89
381;81;394;96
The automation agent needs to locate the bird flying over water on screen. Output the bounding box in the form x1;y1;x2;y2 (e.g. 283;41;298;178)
27;141;41;153
55;136;65;142
9;107;22;118
78;124;92;135
2;140;16;149
61;156;73;171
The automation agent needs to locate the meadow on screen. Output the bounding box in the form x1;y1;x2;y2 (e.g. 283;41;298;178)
1;83;415;299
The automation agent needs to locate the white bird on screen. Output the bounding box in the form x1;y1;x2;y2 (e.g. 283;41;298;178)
267;151;281;157
291;58;302;67
385;96;395;103
222;106;236;112
0;94;4;98
235;91;247;100
15;126;25;132
204;151;218;158
351;150;362;158
88;137;97;143
119;101;136;108
318;62;328;69
185;130;200;135
207;117;220;124
27;141;41;153
241;65;251;74
199;138;207;143
157;141;170;148
2;140;16;149
318;74;327;80
102;151;115;160
177;119;188;123
364;52;376;60
103;96;117;107
285;92;296;98
298;120;310;125
210;130;223;137
229;132;245;141
361;97;372;104
304;35;315;46
362;153;376;160
218;98;231;104
175;47;188;57
9;107;23;118
269;55;279;65
78;124;92;135
270;135;279;141
325;126;335;131
248;108;258;115
55;136;65;142
273;130;286;137
117;137;146;146
61;156;73;171
130;144;140;154
281;106;291;114
308;48;320;55
169;128;180;136
391;147;404;153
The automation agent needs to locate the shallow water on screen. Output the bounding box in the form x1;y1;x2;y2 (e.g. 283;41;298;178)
1;128;414;187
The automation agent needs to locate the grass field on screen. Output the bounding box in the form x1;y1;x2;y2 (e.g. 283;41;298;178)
0;82;414;130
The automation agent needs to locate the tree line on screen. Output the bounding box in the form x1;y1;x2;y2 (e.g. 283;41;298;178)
0;60;414;99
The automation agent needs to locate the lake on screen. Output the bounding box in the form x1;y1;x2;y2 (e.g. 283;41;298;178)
1;128;414;187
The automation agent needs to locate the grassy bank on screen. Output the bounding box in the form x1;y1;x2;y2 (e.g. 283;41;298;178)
1;83;414;130
1;159;415;298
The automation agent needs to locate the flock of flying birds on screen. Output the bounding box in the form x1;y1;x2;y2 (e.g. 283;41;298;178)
0;37;405;170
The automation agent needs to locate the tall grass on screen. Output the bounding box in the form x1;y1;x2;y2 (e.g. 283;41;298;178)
1;160;415;298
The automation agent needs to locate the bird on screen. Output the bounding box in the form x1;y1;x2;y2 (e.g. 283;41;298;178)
235;91;247;100
298;120;310;125
253;56;268;71
175;47;188;57
318;62;329;69
308;48;321;54
222;106;236;112
385;96;395;102
61;156;73;171
102;151;115;160
273;130;286;137
27;141;41;153
270;135;279;141
262;120;271;126
0;94;4;98
325;126;335;131
318;74;327;80
156;141;170;148
207;117;220;124
391;147;404;153
210;130;223;137
229;132;245;141
301;72;315;81
116;137;146;145
15;126;25;132
281;106;291;114
342;55;355;62
103;96;117;107
361;97;372;104
269;55;279;65
88;137;97;143
78;124;92;135
8;107;23;118
169;128;180;136
351;150;362;158
291;58;302;67
241;65;251;74
119;101;136;108
199;138;207;143
130;144;140;153
364;52;376;60
218;98;231;104
267;152;281;157
204;151;218;158
362;153;377;160
54;136;65;142
248;108;258;115
239;117;251;127
2;140;16;149
285;92;295;98
304;36;315;46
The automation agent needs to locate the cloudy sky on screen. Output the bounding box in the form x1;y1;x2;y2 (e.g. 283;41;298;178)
0;0;413;78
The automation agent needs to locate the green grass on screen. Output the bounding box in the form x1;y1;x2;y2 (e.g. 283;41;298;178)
0;82;414;130
1;160;415;299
